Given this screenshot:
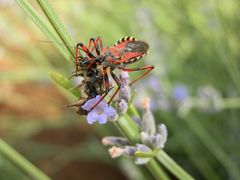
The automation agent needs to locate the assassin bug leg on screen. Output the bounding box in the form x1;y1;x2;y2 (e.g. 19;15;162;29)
107;68;122;105
88;37;103;56
86;37;104;69
95;37;104;53
89;67;111;111
88;38;96;53
75;44;80;72
76;43;96;73
121;65;154;86
77;43;95;58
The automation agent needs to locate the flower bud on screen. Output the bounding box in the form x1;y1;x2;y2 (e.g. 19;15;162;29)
141;98;156;135
119;85;131;102
123;146;137;156
155;123;168;148
136;144;152;152
108;146;125;158
117;99;128;115
140;132;152;147
135;157;151;165
102;136;129;146
120;70;130;86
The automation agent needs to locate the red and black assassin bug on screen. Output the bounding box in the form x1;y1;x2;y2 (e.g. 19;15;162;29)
74;36;154;113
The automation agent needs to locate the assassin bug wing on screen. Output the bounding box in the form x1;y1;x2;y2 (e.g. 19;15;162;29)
121;40;149;64
124;40;149;53
112;37;149;64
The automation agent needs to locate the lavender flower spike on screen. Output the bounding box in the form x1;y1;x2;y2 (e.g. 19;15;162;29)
119;70;131;102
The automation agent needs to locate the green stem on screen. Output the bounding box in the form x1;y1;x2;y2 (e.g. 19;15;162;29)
156;150;194;180
147;159;170;180
223;98;240;109
115;114;140;144
128;104;141;118
0;139;51;180
135;150;156;157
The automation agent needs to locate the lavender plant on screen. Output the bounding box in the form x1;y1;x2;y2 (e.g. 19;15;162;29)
15;0;195;179
0;0;238;179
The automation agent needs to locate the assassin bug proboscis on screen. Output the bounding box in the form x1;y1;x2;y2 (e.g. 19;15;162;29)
72;36;154;114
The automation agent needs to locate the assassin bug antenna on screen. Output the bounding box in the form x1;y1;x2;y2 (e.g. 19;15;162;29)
37;40;76;48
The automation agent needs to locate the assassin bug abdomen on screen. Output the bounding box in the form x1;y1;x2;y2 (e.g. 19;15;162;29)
70;36;154;114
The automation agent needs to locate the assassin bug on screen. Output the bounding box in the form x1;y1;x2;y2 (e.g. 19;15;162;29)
74;36;154;112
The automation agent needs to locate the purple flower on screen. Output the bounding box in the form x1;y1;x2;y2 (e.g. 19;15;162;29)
82;95;117;124
172;85;188;102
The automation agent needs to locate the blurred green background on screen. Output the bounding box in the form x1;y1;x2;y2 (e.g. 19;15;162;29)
0;0;240;179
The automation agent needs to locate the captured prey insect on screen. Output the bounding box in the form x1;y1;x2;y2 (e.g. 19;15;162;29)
67;56;105;115
69;36;154;114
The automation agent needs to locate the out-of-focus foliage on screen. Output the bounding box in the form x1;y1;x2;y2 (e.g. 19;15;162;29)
0;0;240;179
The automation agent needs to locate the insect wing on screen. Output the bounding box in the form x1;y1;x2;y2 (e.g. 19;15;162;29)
121;41;149;64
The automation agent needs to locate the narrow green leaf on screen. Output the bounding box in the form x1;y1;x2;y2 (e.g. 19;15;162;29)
16;0;71;61
36;0;75;61
0;139;51;180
